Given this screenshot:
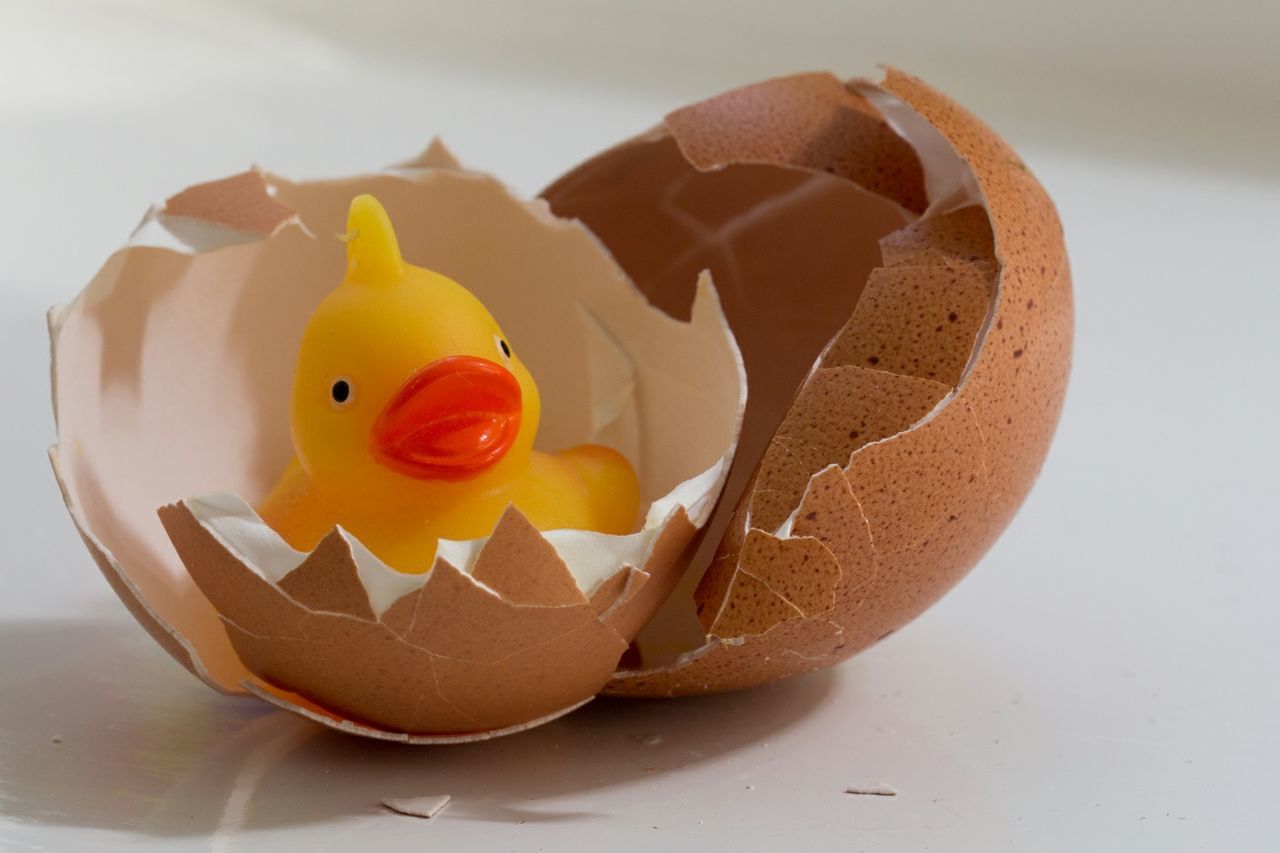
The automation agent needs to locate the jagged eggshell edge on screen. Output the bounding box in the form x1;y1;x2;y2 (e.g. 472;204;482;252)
50;146;746;738
542;70;1071;695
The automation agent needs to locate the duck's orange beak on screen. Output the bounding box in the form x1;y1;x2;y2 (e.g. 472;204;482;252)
372;356;522;482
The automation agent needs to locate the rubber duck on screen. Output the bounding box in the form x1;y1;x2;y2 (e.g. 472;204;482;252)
258;194;639;574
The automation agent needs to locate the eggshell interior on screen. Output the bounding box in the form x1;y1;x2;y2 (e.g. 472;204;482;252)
50;150;745;737
543;70;1072;695
50;66;1071;734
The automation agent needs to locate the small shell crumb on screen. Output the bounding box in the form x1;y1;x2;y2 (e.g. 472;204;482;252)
380;795;452;819
844;783;898;797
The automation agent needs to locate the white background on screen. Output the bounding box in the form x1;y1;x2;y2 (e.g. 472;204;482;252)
2;1;1277;850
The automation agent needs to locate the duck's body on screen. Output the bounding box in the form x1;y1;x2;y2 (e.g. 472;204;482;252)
257;195;638;574
260;444;637;573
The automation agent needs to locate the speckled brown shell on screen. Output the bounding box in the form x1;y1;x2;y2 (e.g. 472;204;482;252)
543;69;1072;695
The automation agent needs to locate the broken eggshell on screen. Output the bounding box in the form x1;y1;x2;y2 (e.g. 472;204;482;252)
50;66;1072;739
543;69;1072;695
49;149;747;741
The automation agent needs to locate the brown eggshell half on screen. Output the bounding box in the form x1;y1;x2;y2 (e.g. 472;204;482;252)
50;149;745;738
542;69;1072;695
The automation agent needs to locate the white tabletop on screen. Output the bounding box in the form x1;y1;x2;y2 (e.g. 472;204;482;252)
3;2;1278;851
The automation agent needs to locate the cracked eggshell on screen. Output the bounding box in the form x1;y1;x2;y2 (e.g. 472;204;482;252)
50;150;746;739
542;69;1072;696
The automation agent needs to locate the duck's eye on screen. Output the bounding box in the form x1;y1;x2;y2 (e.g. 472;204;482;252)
496;336;512;359
330;378;353;407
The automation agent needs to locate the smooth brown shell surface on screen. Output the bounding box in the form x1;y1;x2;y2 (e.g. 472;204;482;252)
543;70;1072;695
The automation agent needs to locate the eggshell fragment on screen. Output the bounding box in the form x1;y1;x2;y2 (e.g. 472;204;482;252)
51;148;745;737
822;264;992;386
878;204;995;268
741;366;951;535
544;69;1071;695
158;500;632;734
787;466;879;606
663;73;928;212
381;795;452;819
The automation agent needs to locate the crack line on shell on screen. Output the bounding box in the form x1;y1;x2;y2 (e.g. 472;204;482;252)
826;485;881;634
404;646;467;730
731;566;808;628
595;566;648;625
768;434;810;475
749;435;812;524
842;487;880;599
783;619;851;662
425;654;482;727
392;585;427;642
862;411;991;559
219;602;607;671
404;662;434;729
705;561;747;637
737;537;839;621
965;383;995;503
593;594;633;651
781;646;837;664
841;385;951;473
780;434;877;507
793;474;878;615
810;193;1000;459
223;613;479;731
419;613;617;668
218;614;309;643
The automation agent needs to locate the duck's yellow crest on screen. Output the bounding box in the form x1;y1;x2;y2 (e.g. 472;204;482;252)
344;194;405;285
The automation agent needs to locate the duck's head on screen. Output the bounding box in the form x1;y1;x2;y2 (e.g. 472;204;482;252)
290;194;540;505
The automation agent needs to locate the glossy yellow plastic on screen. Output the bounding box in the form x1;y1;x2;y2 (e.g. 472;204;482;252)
257;194;639;573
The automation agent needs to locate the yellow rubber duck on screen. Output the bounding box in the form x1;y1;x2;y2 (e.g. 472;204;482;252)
258;194;639;574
